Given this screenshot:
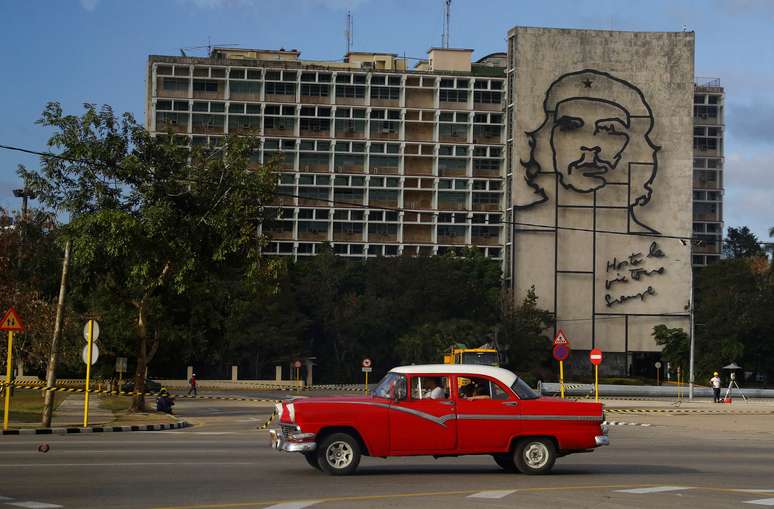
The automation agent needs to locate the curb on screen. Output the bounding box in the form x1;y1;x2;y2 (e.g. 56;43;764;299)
1;420;191;436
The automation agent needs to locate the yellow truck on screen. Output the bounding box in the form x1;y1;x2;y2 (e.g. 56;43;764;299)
443;343;500;366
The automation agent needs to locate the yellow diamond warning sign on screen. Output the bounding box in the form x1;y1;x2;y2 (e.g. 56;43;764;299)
0;308;24;332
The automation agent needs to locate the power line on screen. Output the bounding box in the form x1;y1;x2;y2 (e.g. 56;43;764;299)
0;142;713;244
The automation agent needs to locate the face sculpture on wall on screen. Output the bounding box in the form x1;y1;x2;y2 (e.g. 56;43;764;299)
519;69;661;233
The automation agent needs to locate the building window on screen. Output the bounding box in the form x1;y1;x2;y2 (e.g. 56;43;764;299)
162;78;189;91
439;89;467;103
336;85;366;98
265;82;296;96
473;91;502;104
371;86;400;100
300;83;330;97
193;80;219;92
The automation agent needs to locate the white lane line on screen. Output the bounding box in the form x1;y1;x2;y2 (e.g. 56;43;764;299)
6;502;63;508
263;502;321;509
615;486;694;494
0;498;14;502
737;490;774;494
467;490;517;499
745;499;774;506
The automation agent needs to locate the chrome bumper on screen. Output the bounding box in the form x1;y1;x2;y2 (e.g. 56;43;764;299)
595;435;610;447
269;429;317;453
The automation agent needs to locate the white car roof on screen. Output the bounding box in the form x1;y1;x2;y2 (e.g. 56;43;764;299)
389;364;517;387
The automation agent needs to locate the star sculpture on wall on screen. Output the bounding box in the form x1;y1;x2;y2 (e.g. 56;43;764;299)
582;78;593;88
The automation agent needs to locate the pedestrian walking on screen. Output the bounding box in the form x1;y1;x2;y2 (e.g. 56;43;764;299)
188;373;198;396
710;371;722;403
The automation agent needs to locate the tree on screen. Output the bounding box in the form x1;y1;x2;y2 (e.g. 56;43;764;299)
19;103;278;410
498;287;554;380
723;226;765;259
652;325;689;372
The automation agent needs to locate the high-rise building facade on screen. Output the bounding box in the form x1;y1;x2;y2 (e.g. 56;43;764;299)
146;48;506;261
692;79;724;266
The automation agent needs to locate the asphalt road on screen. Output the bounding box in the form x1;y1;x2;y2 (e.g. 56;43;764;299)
2;396;774;509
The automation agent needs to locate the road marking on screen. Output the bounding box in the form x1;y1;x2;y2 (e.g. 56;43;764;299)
6;502;63;508
264;502;320;509
737;490;774;494
745;499;774;506
0;462;259;468
467;490;517;499
616;486;694;494
153;484;654;509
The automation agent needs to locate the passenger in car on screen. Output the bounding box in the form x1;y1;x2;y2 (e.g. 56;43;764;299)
424;377;445;400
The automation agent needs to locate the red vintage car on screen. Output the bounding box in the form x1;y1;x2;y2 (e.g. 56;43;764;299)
269;364;608;475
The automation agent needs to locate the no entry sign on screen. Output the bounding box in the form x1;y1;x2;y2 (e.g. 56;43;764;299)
552;343;570;362
589;348;603;366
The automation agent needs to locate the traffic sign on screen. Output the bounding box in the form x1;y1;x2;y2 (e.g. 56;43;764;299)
654;361;662;369
294;360;302;369
553;329;569;346
82;343;99;365
0;308;23;332
362;367;373;373
362;358;372;368
552;343;570;362
589;348;603;366
83;320;100;342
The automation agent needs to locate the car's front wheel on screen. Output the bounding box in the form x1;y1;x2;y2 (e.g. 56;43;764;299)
317;432;361;475
514;438;556;475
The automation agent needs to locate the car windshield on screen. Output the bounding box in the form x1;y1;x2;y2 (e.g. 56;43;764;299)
372;373;401;399
461;351;499;366
510;377;539;399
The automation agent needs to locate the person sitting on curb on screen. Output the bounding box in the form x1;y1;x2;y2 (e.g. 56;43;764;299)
156;388;175;414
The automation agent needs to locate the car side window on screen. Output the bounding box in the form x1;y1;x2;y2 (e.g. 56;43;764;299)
410;376;451;400
458;376;510;400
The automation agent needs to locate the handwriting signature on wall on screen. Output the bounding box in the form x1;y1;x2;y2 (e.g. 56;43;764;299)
604;242;666;307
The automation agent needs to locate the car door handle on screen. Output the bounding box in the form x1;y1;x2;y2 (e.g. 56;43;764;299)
439;401;455;406
503;401;519;407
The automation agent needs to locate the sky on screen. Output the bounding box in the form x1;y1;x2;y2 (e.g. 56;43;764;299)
0;0;772;241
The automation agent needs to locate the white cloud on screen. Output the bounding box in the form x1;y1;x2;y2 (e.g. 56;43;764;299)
80;0;99;11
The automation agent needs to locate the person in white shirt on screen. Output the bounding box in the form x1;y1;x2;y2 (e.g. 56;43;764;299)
425;377;445;400
710;372;722;403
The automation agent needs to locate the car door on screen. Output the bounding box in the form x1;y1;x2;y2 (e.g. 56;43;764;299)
389;374;457;454
455;375;521;453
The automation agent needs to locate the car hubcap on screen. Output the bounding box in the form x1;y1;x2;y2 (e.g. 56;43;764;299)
524;442;549;469
326;441;353;469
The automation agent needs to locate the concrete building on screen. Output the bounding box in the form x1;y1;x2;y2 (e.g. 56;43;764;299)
507;27;695;376
692;78;725;266
146;47;506;261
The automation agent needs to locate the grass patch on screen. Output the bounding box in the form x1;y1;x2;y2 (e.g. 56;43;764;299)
2;389;69;423
98;395;133;415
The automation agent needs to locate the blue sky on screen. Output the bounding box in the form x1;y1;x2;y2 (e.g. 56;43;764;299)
0;0;772;241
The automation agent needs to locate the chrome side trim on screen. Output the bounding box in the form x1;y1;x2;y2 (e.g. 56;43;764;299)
318;401;455;428
457;414;603;422
595;435;610;446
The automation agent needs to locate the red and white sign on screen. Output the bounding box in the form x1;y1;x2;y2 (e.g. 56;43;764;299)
362;358;372;368
0;307;24;332
293;360;302;369
589;348;603;366
552;343;570;362
553;329;569;346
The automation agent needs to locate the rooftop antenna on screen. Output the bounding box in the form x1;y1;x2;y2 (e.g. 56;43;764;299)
180;41;240;57
345;10;353;54
442;0;451;48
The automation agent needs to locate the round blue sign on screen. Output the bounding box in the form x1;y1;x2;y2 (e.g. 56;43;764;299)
553;344;570;362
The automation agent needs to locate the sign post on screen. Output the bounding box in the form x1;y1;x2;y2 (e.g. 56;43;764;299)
552;330;570;399
589;348;603;402
293;360;302;383
361;358;373;395
655;361;662;386
82;320;100;428
115;357;128;388
1;308;24;431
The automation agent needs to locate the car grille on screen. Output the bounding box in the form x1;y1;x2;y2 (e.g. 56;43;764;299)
280;424;297;438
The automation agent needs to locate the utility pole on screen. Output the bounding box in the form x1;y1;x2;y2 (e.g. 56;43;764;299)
345;10;353;55
41;239;70;427
12;188;35;270
688;265;695;400
442;0;452;48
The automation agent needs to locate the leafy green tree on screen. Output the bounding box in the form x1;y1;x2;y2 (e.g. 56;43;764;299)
396;319;491;365
652;325;689;372
498;287;554;379
19;103;278;410
723;226;765;259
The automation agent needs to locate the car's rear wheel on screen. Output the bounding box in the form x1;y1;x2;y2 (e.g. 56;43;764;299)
304;451;321;470
317;433;361;475
514;438;556;475
492;453;518;472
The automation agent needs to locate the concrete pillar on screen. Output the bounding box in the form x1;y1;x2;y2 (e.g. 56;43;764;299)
275;365;282;381
305;359;314;386
187;366;193;381
231;365;238;382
